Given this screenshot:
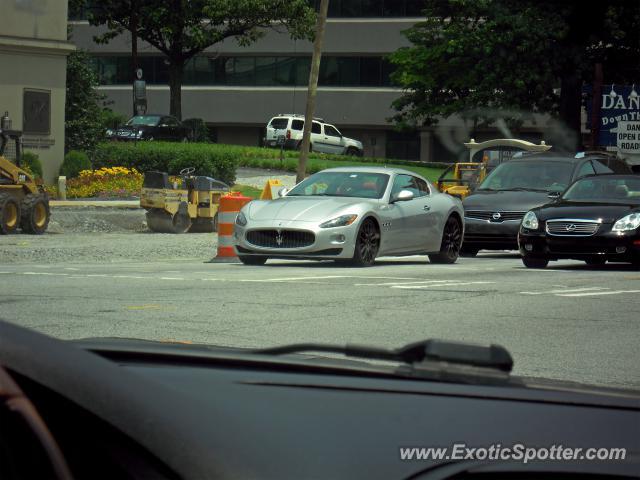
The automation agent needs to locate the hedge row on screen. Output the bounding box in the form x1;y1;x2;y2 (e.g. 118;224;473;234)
94;142;238;186
92;141;447;186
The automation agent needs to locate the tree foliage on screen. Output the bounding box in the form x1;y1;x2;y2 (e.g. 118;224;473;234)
80;0;316;119
65;50;105;153
390;0;640;147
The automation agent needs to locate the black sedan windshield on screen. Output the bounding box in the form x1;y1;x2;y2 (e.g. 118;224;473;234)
479;161;574;192
287;171;390;199
126;115;161;126
563;176;640;204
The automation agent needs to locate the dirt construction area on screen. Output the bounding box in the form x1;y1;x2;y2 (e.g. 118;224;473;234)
0;207;217;264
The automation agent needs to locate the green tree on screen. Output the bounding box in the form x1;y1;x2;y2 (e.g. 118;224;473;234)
390;0;640;149
65;50;104;152
81;0;316;119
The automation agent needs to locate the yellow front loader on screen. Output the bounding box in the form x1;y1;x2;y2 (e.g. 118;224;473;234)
140;167;230;233
0;128;50;235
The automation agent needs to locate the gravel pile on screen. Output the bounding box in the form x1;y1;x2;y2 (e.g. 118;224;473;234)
236;167;297;189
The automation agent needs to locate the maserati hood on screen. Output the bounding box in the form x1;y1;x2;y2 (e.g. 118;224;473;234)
245;197;371;222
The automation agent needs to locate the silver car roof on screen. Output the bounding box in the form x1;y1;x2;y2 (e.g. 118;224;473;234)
318;166;425;178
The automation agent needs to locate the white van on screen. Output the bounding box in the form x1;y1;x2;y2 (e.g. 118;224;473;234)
264;114;363;156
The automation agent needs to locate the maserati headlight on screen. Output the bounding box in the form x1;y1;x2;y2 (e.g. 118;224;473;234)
235;211;247;226
612;213;640;232
521;211;539;230
319;214;358;229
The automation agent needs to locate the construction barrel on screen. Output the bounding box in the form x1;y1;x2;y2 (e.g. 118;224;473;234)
210;192;252;262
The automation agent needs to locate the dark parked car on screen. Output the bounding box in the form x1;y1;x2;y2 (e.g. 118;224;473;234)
461;152;632;255
107;114;190;142
518;174;640;268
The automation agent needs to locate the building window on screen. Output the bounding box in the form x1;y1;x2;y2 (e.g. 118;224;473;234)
386;131;420;160
23;89;51;135
92;55;397;87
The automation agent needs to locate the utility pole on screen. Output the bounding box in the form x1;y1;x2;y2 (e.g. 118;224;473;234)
296;0;329;183
590;63;603;150
131;0;139;116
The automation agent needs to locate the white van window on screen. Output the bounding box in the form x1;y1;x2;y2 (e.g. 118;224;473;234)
269;118;289;130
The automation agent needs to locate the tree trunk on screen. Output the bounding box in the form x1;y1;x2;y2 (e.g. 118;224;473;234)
297;0;330;183
168;61;184;120
558;72;582;152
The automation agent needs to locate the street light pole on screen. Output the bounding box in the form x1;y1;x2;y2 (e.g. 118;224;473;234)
296;0;330;183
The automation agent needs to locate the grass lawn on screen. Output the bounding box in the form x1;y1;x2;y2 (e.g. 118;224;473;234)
306;158;444;182
231;184;263;198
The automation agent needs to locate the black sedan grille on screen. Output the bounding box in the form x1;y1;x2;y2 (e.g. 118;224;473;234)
464;210;525;222
546;220;600;236
246;229;315;248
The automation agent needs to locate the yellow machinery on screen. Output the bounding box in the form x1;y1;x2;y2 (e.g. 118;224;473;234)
140;167;230;233
437;138;552;199
0;128;50;235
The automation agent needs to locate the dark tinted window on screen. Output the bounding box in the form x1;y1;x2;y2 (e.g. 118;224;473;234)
563;176;640;203
576;161;596;178
291;120;304;131
269;118;289;130
324;125;341;137
479;161;574;191
312;122;322;134
593;160;614;174
415;178;431;196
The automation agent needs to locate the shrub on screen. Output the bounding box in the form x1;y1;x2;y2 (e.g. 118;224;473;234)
60;150;92;179
21;151;43;179
66;167;143;199
94;142;237;185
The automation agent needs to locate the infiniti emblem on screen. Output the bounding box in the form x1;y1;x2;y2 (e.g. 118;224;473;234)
566;224;577;232
275;230;283;246
492;212;502;220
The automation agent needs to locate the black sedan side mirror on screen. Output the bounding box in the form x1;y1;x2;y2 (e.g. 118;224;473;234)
547;191;561;200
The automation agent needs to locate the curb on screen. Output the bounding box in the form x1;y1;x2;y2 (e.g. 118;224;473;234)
50;200;142;209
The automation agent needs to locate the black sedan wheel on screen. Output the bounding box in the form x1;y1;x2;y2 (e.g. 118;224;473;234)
429;216;462;264
351;219;380;267
522;257;549;269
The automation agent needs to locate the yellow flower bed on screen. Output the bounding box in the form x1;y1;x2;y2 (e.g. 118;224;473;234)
67;167;143;199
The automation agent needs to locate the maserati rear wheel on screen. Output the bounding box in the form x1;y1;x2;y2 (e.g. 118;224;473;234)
429;216;462;264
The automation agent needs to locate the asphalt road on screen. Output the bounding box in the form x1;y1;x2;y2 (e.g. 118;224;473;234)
1;252;639;391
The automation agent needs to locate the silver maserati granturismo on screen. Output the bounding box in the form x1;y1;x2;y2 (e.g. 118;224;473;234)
233;167;464;266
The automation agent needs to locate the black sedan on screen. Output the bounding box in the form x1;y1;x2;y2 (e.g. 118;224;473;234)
518;174;640;268
107;114;190;142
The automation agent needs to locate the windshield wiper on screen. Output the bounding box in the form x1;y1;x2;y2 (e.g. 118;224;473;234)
254;338;513;373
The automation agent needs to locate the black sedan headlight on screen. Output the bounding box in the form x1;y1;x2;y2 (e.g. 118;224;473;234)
521;211;539;230
612;213;640;233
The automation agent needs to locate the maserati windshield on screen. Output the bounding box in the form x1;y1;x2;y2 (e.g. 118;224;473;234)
287;171;390;199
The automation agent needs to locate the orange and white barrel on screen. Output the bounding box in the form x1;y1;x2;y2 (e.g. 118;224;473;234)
211;193;252;262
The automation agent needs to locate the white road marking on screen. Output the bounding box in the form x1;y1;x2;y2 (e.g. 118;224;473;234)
355;280;455;286
160;277;184;280
112;275;147;279
520;287;607;295
392;281;496;290
23;272;69;276
557;290;640;297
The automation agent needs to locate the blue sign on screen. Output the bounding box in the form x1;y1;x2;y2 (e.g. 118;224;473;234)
584;85;640;146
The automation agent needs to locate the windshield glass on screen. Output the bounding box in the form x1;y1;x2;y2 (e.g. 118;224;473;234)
126;115;161;126
563;176;640;203
287;171;390;199
3;0;640;400
479;161;574;192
